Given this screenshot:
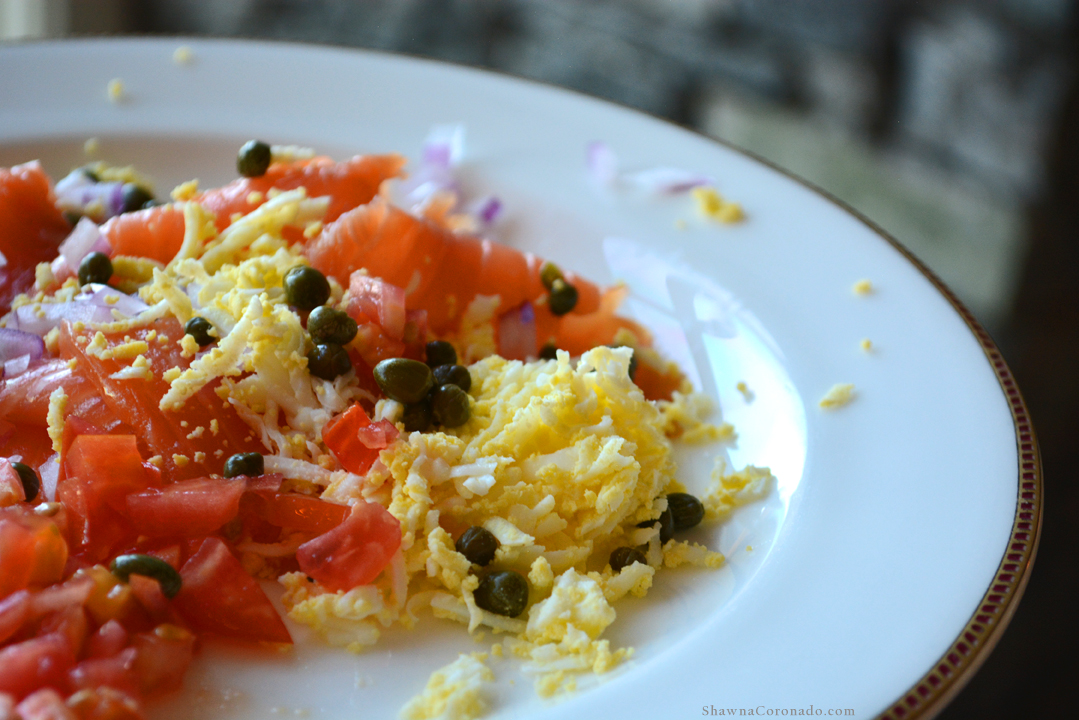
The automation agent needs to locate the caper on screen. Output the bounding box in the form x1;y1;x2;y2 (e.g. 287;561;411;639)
307;343;352;380
473;570;528;618
307;306;358;346
80;166;101;182
431;384;470;428
637;507;674;544
141;198;163;210
455;526;499;566
538;342;558;361
548;278;578;316
63;210;83;227
184;316;215;346
284;266;331;311
425;340;457;368
666;492;705;531
539;261;563;291
223;452;263;478
237;139;272;178
373;358;434;404
432;364;471;392
121;183;154;213
78;251;113;286
11;462;40;503
401;400;433;432
610;546;647;573
109;554;182;599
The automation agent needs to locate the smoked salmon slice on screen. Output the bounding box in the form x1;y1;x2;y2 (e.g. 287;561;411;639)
305;198;602;335
101;153;405;265
58;318;266;481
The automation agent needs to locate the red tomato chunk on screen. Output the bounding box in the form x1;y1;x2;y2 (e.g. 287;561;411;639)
172;537;292;645
297;500;401;592
125;477;245;538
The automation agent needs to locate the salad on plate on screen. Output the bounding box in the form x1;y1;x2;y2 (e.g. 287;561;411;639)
0;131;771;720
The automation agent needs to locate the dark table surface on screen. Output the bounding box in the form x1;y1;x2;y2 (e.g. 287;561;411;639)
934;39;1079;720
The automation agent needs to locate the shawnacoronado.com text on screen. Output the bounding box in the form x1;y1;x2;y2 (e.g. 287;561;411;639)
702;706;855;717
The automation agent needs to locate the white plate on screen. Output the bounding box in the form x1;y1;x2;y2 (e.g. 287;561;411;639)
0;39;1040;720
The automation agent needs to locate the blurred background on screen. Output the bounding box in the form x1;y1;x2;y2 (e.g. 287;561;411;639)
2;1;1074;717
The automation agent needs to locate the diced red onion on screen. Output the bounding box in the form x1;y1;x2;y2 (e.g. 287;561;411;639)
14;301;100;335
3;355;31;379
50;255;74;284
470;195;503;226
357;419;399;450
88;284;149;318
59;217;112;269
38;453;59;502
55;170;126;219
421;124;465;168
0;249;7;269
0;327;45;363
497;301;538;361
587;141;619;186
625;167;715;194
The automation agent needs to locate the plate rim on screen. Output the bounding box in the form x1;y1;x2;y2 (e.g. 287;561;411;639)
0;35;1044;719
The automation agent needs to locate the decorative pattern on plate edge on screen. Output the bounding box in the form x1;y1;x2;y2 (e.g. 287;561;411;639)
869;242;1043;720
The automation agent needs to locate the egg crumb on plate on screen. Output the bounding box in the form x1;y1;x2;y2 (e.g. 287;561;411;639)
398;653;494;720
819;383;857;409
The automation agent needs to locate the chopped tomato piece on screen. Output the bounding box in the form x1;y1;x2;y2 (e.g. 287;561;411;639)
352;322;407;368
38;605;90;659
15;688;77;720
244;492;350;536
0;507;68;597
356;419;398;450
0;632;75;700
124;576;176;629
73;567;141;628
348;274;407;340
172;537;292;644
65;435;155;513
85;620;129;660
57;416;106;486
69;647;139;696
0;589;31;644
322;404;396;475
1;458;27;506
0;512;36;598
65;686;144;720
129;626;195;696
56;477;133;563
125;476;245;538
297;500;401;592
